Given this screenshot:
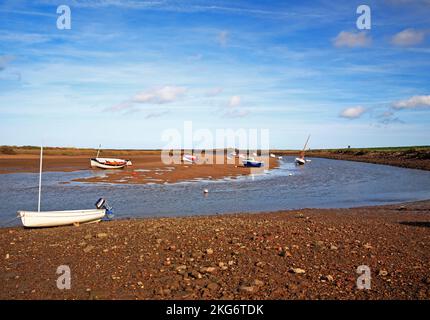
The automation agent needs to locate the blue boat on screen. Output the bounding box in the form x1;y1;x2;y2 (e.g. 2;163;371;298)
242;158;264;168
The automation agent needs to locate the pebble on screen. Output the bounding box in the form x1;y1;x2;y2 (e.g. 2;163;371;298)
239;285;257;293
363;243;373;249
206;248;214;255
289;268;306;274
330;245;338;250
83;245;95;253
253;279;264;287
378;270;389;277
207;282;219;291
200;266;217;273
97;233;108;238
5;253;9;259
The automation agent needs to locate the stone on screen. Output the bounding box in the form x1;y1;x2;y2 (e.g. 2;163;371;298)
83;245;95;253
330;245;338;250
200;266;217;273
253;279;264;287
289;268;306;274
207;282;219;291
206;248;214;255
96;233;108;238
378;270;389;277
239;285;257;293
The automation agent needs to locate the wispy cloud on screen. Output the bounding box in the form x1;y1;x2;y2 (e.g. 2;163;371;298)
332;31;371;48
205;87;223;97
223;95;250;118
392;95;430;109
217;30;229;46
229;95;241;107
391;28;426;46
133;86;187;104
106;86;187;113
339;106;366;119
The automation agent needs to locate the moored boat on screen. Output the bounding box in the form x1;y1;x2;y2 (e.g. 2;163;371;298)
18;209;106;228
242;158;264;168
90;157;132;169
17;146;112;228
295;135;311;165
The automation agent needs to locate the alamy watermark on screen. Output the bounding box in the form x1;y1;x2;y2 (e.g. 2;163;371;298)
56;265;71;290
160;121;270;169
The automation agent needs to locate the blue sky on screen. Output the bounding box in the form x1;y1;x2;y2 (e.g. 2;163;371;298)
0;0;429;149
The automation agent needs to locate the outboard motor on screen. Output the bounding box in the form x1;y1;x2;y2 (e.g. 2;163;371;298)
95;198;114;220
95;198;106;209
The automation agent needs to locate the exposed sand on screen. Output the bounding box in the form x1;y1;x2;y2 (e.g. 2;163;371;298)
0;153;279;184
1;201;429;300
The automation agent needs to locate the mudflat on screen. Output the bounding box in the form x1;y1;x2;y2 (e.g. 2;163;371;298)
0;153;278;184
1;201;429;300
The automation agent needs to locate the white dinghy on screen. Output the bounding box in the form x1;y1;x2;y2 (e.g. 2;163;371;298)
90;145;132;169
295;135;311;165
17;146;111;228
18;209;106;228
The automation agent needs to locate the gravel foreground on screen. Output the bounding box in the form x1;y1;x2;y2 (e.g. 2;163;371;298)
1;201;429;300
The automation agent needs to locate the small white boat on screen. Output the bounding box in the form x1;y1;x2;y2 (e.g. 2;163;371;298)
90;146;132;169
270;153;276;158
90;157;132;169
183;154;197;163
18;209;106;228
295;135;311;166
295;157;306;165
17;146;110;228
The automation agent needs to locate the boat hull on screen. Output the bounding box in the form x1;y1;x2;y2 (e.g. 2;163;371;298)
242;160;264;168
295;157;306;165
18;209;106;228
90;158;130;169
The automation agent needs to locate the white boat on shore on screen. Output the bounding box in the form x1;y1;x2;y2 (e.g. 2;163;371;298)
90;157;132;169
18;209;106;228
17;146;110;228
90;145;132;169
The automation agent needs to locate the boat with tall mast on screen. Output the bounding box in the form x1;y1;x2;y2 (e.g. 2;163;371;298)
295;135;311;165
17;146;108;228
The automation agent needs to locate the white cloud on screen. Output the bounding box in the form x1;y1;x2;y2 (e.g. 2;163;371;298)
205;87;223;97
217;30;229;46
333;31;371;48
391;28;426;46
339;106;366;119
133;86;187;104
392;95;430;109
229;95;241;107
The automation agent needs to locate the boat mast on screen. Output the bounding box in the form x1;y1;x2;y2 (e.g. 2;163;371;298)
96;144;101;158
38;145;43;212
300;135;311;159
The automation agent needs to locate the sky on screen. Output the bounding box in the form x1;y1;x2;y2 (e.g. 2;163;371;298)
0;0;429;149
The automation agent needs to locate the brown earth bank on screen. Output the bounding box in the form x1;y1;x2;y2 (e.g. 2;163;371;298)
1;201;429;300
304;148;430;171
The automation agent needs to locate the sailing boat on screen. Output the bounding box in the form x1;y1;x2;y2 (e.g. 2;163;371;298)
90;144;132;169
17;146;108;228
295;135;311;165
